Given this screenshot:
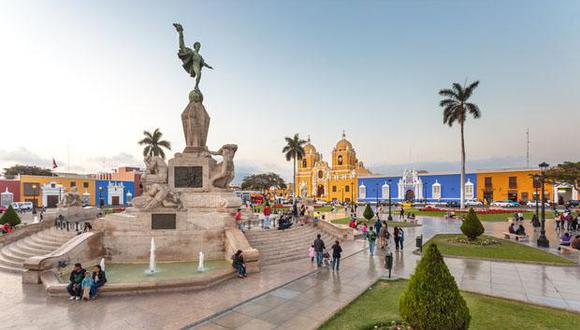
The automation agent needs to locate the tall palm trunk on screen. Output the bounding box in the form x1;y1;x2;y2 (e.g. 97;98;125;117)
293;156;296;200
460;120;466;209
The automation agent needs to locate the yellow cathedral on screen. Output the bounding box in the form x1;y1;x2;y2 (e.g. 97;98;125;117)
296;132;371;202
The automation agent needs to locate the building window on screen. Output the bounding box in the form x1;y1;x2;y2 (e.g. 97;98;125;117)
533;176;541;188
332;186;337;192
465;180;474;200
337;155;343;165
508;176;517;189
484;177;492;189
345;185;350;193
23;183;39;196
432;182;441;200
508;191;518;202
302;159;307;168
359;185;366;199
521;192;529;202
318;170;324;179
70;182;77;188
83;182;89;188
382;184;390;199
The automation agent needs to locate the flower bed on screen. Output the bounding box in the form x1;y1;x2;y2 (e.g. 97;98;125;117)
448;236;500;246
419;206;529;214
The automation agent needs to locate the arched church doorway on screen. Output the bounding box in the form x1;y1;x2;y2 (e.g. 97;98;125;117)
317;185;325;198
405;190;415;202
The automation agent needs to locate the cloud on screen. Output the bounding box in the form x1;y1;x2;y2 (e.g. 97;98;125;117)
0;147;53;170
86;152;142;171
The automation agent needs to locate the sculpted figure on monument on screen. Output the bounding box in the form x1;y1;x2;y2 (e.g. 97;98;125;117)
173;23;213;102
60;186;83;207
209;144;238;189
133;183;182;210
142;156;168;185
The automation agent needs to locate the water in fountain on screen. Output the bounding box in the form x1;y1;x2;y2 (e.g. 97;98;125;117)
100;257;106;271
197;251;205;272
145;237;157;275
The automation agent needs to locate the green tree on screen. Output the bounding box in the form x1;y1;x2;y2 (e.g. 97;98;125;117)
400;244;470;330
240;173;287;192
282;134;306;200
363;203;375;221
461;208;485;240
3;165;53;179
138;128;172;159
545;161;580;192
0;205;21;227
438;80;481;209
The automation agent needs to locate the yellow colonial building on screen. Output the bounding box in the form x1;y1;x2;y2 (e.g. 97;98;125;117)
296;133;371;202
19;174;96;208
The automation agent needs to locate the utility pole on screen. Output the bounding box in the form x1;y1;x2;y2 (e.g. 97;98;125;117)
526;128;530;168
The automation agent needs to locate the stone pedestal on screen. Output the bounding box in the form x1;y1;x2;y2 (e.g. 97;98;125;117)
168;152;216;192
181;101;210;153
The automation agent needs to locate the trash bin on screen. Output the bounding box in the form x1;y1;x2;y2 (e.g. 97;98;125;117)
384;252;393;278
416;235;423;252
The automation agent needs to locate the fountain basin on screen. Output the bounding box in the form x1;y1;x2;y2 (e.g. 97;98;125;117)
45;260;235;296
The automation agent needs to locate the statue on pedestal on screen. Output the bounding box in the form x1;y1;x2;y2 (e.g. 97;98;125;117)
173;23;213;103
142;156;168;185
209;144;238;189
60;186;83;207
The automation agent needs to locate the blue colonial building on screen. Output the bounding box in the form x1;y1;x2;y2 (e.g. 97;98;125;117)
95;180;135;207
357;169;477;204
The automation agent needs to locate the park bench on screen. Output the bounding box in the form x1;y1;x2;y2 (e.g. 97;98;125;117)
559;245;580;254
502;232;528;241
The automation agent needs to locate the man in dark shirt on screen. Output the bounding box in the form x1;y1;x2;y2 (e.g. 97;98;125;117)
331;240;343;271
67;263;86;300
313;234;326;267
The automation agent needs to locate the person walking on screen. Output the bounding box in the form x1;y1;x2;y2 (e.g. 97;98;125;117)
331;240;343;271
314;234;326;267
379;223;388;250
397;227;405;250
393;227;400;251
235;208;243;232
374;218;382;235
399;206;405;220
367;227;377;256
263;203;272;229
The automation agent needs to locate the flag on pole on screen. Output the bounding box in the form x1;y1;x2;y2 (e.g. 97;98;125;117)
52;158;58;169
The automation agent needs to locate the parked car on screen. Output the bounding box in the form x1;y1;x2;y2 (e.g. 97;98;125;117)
526;200;551;208
0;206;7;213
465;200;483;207
491;200;519;208
11;202;34;211
446;201;460;208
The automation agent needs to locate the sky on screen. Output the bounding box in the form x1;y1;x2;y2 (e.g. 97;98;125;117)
0;1;579;182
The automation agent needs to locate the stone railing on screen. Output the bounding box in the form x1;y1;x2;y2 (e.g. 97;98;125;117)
317;220;355;241
22;231;104;284
0;215;56;247
224;227;260;273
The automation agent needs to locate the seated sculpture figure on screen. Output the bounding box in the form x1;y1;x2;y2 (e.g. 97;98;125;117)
142;155;168;185
60;186;83;207
209;144;238;189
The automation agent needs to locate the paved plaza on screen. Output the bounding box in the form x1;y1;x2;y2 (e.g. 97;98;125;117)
0;217;579;329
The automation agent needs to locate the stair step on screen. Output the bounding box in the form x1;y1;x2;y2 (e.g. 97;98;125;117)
0;254;23;268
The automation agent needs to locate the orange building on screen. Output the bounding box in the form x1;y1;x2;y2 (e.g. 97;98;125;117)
476;168;553;204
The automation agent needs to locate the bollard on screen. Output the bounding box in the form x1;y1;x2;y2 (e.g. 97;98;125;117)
385;252;393;278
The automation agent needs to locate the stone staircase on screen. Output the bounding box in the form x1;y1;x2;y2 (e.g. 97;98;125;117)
245;224;337;266
0;228;76;273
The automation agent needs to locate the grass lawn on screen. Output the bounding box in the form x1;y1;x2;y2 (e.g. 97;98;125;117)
405;207;555;222
320;280;580;330
424;234;574;265
331;217;421;228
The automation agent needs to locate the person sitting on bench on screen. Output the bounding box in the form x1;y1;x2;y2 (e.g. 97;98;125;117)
515;224;526;236
278;215;292;230
508;223;516;234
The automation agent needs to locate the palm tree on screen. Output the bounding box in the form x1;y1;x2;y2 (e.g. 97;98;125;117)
282;134;306;200
138;128;172;159
438;80;481;209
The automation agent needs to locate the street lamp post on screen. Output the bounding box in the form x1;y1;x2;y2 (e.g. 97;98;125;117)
351;181;354;202
387;179;393;221
98;186;103;208
534;175;539;223
32;184;38;214
537;162;550;248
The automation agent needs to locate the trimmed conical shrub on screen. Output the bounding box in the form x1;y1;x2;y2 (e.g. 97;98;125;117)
400;244;470;330
460;208;484;240
363;203;375;221
0;205;21;227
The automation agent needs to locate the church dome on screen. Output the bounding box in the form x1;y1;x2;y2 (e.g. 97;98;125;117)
303;135;317;153
335;131;353;151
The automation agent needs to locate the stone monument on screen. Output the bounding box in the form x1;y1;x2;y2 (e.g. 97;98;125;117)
97;23;242;263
